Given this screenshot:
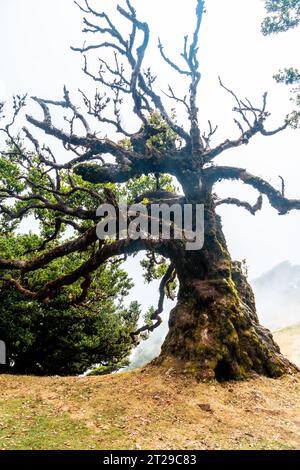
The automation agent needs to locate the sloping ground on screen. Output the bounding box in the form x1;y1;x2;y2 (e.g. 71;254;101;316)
274;324;300;368
0;366;299;450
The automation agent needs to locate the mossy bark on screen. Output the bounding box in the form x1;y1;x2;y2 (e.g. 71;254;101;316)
156;198;297;381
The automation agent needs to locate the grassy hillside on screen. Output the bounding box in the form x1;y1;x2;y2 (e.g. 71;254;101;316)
0;324;299;450
0;365;300;450
274;324;300;367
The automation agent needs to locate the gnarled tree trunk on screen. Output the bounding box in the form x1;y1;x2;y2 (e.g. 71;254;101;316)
156;196;297;381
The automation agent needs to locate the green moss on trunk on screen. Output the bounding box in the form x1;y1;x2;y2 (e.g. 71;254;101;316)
155;204;297;381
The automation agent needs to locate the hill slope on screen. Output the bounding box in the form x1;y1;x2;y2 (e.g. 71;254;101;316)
1;323;299;450
274;324;300;368
0;366;299;450
253;261;300;330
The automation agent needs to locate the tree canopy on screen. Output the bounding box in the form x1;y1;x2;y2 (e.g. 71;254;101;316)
0;231;141;375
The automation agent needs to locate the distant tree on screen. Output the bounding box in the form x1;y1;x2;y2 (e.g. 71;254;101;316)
262;0;300;127
1;0;300;381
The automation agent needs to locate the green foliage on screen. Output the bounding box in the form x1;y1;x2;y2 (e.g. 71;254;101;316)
273;68;300;128
274;67;300;85
0;234;140;376
118;174;176;204
145;111;178;153
0;287;140;377
0;140;178;376
262;2;300;128
262;0;300;35
143;306;156;328
118;137;133;151
140;254;170;283
0;138;178;229
0;154;24;193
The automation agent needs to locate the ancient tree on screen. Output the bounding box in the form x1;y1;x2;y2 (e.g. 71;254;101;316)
1;0;299;380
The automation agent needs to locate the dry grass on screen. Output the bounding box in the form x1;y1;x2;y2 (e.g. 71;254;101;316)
1;325;299;450
0;366;300;450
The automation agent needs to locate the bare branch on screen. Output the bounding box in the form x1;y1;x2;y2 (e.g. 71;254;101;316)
0;226;98;273
74;0;191;142
132;262;176;340
158;0;205;153
205;79;288;162
202;120;218;150
206;166;300;215
158;39;191;76
26;97;145;167
279;175;285;197
215;194;263;215
75;163;136;184
1;237;172;303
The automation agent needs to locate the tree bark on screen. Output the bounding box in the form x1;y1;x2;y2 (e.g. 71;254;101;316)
155;198;297;381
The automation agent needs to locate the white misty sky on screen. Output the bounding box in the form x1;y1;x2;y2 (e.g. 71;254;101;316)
1;0;300;314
